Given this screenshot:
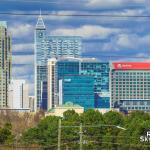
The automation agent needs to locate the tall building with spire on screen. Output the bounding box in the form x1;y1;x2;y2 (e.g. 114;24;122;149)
34;13;82;111
0;21;11;107
34;13;47;111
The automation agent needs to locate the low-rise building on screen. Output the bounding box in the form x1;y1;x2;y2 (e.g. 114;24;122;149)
45;102;84;117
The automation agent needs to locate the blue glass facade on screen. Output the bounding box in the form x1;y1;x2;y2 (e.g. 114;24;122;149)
81;62;109;93
36;66;47;108
40;81;47;110
55;59;110;109
95;94;110;108
61;75;94;109
57;60;80;80
80;62;110;108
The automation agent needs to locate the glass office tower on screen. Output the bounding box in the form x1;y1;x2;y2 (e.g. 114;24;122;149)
59;75;94;109
80;61;110;108
0;21;11;107
47;58;110;110
47;58;80;109
34;14;47;110
57;59;80;80
35;14;82;111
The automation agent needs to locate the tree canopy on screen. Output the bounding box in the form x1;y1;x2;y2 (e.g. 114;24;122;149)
20;110;150;150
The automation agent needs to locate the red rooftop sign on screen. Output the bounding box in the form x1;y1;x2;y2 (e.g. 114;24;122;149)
112;62;150;70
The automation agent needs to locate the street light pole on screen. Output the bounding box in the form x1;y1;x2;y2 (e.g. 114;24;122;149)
58;119;61;150
79;123;83;150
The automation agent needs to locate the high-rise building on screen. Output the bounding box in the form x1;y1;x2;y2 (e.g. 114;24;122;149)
47;58;80;109
47;58;57;109
47;57;110;110
46;36;81;58
0;21;11;107
110;62;150;113
34;14;82;111
8;79;29;110
80;60;110;108
34;13;47;111
59;75;94;109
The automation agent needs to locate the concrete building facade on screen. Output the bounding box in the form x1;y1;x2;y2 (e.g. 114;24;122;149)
110;62;150;113
0;21;11;107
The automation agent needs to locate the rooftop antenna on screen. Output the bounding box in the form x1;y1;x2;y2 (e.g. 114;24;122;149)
40;9;42;17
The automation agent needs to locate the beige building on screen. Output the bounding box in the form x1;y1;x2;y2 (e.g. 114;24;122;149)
47;58;58;110
95;108;111;114
0;21;11;107
29;96;35;112
45;102;84;117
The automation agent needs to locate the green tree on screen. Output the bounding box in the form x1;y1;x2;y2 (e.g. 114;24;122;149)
0;123;14;146
102;111;125;150
22;116;59;149
62;110;80;149
21;110;150;150
80;109;104;149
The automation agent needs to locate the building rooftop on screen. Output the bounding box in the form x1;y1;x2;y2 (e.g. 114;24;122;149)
47;35;82;39
59;102;82;107
48;102;83;112
36;13;45;29
49;57;99;62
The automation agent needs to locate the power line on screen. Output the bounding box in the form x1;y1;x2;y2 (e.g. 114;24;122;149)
1;12;150;18
83;135;140;140
1;0;87;4
83;55;150;59
89;140;150;148
1;0;146;6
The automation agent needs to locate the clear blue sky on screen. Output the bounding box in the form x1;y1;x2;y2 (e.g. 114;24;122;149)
0;0;150;95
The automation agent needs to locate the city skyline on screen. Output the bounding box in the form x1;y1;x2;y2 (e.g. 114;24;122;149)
0;0;150;95
0;1;150;148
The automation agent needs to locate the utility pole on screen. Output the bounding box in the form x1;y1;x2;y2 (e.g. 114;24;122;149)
58;119;61;150
79;123;83;150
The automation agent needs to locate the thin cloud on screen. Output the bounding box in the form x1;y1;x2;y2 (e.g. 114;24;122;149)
12;43;34;53
12;54;34;65
51;25;120;39
9;23;34;38
12;65;33;77
86;0;147;8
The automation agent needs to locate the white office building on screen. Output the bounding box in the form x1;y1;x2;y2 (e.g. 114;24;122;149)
8;79;29;110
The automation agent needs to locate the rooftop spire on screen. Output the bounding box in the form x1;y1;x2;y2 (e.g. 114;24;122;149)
40;9;41;16
36;10;45;29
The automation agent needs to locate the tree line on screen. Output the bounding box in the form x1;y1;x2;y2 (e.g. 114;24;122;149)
0;110;150;150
